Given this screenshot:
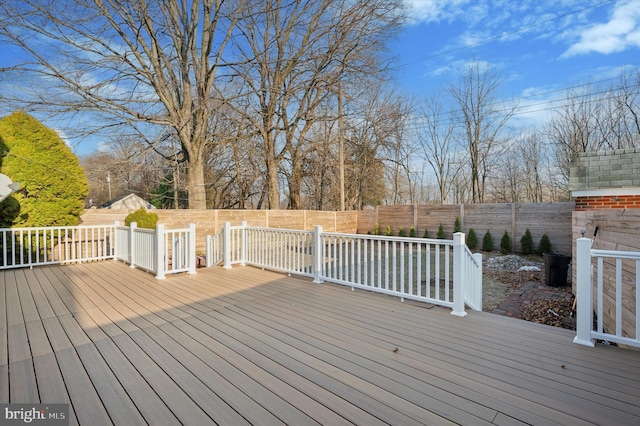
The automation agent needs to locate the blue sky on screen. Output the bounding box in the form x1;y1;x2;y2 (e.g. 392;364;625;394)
1;0;639;155
393;0;640;129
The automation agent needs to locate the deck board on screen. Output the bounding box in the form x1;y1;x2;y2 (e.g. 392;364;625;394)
3;261;640;425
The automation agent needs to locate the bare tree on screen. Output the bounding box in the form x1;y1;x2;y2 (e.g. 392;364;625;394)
518;131;546;202
547;83;605;185
449;61;514;203
0;0;248;209
228;0;405;209
417;95;460;204
547;72;640;185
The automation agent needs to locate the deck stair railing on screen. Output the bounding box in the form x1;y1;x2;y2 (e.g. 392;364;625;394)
574;238;640;348
0;222;196;279
207;222;483;315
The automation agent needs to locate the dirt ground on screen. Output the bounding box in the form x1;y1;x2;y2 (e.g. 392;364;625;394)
482;253;576;330
482;253;545;311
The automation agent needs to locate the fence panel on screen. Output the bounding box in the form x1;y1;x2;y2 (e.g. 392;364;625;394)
0;225;115;269
162;225;196;275
131;227;156;273
575;238;640;348
209;222;483;314
320;232;455;307
244;227;314;277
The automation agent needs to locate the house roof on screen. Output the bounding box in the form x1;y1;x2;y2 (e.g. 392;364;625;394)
100;193;156;209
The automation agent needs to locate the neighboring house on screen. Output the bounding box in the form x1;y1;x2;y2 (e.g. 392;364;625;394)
99;193;156;210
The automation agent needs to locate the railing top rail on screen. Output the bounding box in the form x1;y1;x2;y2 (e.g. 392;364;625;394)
463;245;482;267
1;224;115;232
322;231;454;245
238;226;313;235
591;248;640;260
132;227;155;234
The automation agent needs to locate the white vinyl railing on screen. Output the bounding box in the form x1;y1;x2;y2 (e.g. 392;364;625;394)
1;222;196;279
0;225;115;268
114;222;196;279
574;237;640;348
205;228;225;267
207;222;483;316
160;224;197;276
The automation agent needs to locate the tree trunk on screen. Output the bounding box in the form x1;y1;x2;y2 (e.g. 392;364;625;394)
186;156;207;209
266;155;280;209
288;158;303;209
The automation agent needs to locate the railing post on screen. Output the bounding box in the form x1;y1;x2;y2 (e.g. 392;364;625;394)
129;222;137;268
155;224;166;279
240;221;247;266
112;221;120;260
205;235;212;268
223;221;232;269
574;237;595;347
451;232;467;317
187;223;197;275
473;253;483;311
313;225;323;283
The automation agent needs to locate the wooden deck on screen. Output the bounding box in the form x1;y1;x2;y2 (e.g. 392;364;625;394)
2;262;640;425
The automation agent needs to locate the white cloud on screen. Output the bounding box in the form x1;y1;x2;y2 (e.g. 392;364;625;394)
403;0;477;24
563;0;640;56
53;128;72;147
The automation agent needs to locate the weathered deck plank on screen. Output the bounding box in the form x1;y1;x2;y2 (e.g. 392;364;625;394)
2;261;640;425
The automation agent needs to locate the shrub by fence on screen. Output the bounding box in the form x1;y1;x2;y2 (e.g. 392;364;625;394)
358;202;575;254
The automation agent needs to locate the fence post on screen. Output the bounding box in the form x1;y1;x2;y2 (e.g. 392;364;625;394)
205;235;212;268
223;221;232;269
313;225;323;283
473;252;483;310
155;223;166;279
240;221;247;266
129;222;137;268
573;237;594;347
451;232;467;317
112;221;120;260
188;223;197;275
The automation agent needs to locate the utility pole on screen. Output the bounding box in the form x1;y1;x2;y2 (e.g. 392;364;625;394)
338;83;345;211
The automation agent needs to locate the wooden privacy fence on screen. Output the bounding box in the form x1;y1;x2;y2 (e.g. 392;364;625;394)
82;202;574;254
358;202;575;254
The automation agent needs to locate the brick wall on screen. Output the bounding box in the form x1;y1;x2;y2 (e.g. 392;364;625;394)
575;195;640;210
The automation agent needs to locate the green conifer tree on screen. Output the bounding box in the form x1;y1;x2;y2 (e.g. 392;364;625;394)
467;228;478;250
482;230;494;252
0;111;88;227
500;230;512;254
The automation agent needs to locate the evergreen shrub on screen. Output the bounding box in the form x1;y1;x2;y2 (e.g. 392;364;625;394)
520;228;534;255
500;230;512;254
124;208;158;229
482;230;494;252
467;228;478;250
538;233;552;255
